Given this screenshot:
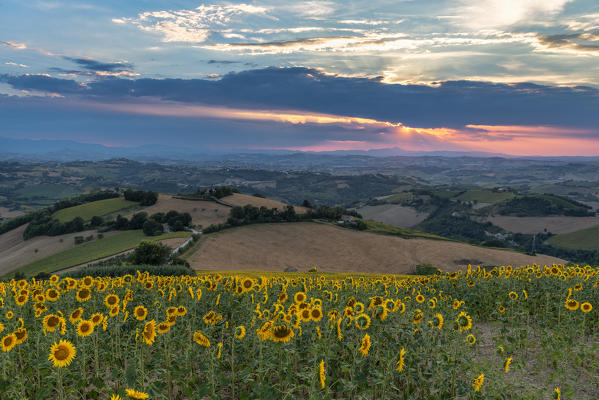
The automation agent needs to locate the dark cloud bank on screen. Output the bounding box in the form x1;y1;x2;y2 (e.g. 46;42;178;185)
1;67;599;130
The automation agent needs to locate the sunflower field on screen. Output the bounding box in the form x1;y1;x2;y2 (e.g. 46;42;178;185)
0;264;598;399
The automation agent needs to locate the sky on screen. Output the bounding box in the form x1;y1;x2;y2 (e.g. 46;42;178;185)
1;0;599;156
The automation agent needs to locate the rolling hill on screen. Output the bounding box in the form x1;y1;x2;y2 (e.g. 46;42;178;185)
186;222;565;274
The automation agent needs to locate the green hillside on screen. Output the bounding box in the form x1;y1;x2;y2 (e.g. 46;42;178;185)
548;224;599;251
7;230;191;278
455;189;515;204
53;197;137;222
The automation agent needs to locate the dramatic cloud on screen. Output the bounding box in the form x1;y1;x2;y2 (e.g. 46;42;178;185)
455;0;573;29
1;67;598;155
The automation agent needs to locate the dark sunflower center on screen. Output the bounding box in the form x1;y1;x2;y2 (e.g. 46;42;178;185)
273;327;290;338
55;347;68;360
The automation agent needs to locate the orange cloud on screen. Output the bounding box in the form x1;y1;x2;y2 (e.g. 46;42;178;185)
85;101;599;156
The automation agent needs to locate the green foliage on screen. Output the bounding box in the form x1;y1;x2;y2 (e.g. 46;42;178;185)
129;241;172;265
548;224;599;251
62;264;192;278
142;219;163;236
123;189;158;206
53;197;136;223
413;263;441;275
498;194;594;217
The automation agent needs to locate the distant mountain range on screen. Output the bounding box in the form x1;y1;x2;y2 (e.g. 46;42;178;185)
1;137;598;162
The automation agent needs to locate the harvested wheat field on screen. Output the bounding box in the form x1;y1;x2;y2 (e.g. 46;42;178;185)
357;204;429;228
0;226;110;276
188;222;565;273
0;206;24;219
130;194;230;227
221;193;307;214
487;215;599;234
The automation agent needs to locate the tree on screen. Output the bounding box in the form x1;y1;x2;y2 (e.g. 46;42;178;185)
90;216;104;227
302;199;313;208
143;219;163;236
114;215;129;230
129;241;171;265
129;212;148;229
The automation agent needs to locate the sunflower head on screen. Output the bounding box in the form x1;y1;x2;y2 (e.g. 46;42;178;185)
581;302;593;313
48;340;76;368
1;334;17;352
271;323;294;343
134;306;148;321
77;320;94;337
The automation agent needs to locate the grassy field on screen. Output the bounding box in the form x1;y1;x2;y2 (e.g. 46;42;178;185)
488;215;599;234
6;230;191;277
53;198;138;222
455;189;515;203
186;222;564;273
547;224;599;250
130;195;230;228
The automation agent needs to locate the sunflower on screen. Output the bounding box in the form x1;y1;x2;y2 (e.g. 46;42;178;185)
355;314;371;330
473;373;484;392
300;308;312;322
193;331;210;347
144;281;153;290
466;334;476;345
46;288;60;302
104;294;119;308
271;324;294;343
573;283;583;291
109;305;120;317
396;347;406;372
110;395;122;400
319;360;326;389
142;320;156;345
581;302;593;313
498;306;506;313
412;310;424;325
358;333;371;357
166;307;177;316
77;320;94;337
156;322;170;334
453;300;461;310
125;389;149;399
91;313;104;326
176;306;187;316
294;292;307;304
415;294;425;303
234;325;246;339
310;307;323;322
277;291;288;303
241;278;255;292
6;311;13;320
81;276;94;287
48;340;76;368
456;312;473;332
504;356;512;373
203;311;216;325
49;274;59;283
43;314;62;332
565;299;579;310
15;294;28;306
14;327;27;344
508;291;518;301
69;308;84;324
554;387;561;400
1;334;17;352
134;306;148;321
76;288;92;302
432;313;444;330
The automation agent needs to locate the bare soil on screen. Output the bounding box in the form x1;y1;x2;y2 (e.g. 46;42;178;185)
187;222;565;274
356;204;429;228
220;194;307;214
487;215;599;234
131;195;230;228
0;207;24;219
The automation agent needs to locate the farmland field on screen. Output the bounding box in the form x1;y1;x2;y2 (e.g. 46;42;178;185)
186;222;564;273
221;193;308;214
547;224;599;251
6;230;191;278
53;198;138;222
455;190;515;204
0;264;596;399
131;195;230;228
487;215;599;234
357;204;429;228
0;225;109;276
